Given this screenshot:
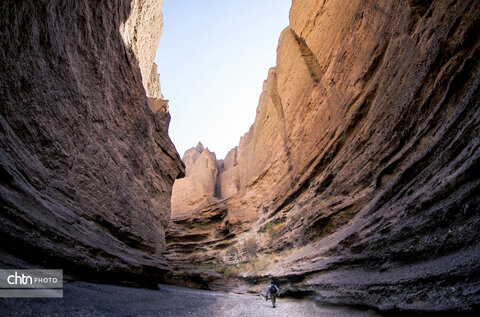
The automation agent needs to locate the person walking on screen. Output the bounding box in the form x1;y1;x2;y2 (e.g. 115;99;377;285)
265;281;280;308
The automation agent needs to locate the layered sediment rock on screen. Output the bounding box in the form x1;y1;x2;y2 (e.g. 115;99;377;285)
167;0;480;311
0;0;184;282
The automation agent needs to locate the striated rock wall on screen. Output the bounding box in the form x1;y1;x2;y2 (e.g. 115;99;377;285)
0;0;184;283
167;0;480;311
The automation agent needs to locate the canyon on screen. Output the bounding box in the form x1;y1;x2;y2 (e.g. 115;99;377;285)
0;0;479;314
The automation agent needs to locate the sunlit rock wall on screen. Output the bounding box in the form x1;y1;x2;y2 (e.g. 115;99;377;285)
167;0;480;311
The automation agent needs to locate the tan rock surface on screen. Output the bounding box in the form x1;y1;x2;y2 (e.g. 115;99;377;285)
120;0;164;98
216;147;240;199
0;0;184;283
166;0;480;311
171;143;218;216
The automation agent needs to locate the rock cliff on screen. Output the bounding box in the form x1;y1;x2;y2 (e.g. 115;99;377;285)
171;143;218;215
167;0;480;312
0;0;184;284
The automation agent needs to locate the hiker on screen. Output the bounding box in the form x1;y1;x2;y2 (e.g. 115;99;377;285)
265;281;280;308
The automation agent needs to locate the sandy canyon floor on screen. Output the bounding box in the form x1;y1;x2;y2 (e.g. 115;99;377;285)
0;282;381;317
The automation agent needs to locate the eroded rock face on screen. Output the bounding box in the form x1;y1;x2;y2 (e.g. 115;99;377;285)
216;147;240;199
167;0;480;311
0;0;184;283
171;143;218;216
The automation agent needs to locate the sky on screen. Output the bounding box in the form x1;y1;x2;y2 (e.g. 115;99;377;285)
154;0;291;159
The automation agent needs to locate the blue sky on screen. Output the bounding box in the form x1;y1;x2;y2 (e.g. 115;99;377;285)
155;0;291;159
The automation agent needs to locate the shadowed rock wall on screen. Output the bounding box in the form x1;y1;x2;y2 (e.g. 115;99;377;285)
167;0;480;311
0;0;184;283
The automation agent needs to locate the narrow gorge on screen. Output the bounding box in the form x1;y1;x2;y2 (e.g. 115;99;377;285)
1;0;479;314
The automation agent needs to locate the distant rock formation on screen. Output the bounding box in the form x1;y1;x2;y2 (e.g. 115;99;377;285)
171;143;218;215
167;0;480;311
216;147;240;199
0;0;184;283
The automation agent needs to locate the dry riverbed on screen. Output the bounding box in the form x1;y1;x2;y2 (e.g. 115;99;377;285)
0;281;381;316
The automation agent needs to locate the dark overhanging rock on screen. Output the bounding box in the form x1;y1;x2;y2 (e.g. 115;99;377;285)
0;0;184;285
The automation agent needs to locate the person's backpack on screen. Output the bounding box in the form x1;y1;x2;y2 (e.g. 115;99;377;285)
270;285;277;294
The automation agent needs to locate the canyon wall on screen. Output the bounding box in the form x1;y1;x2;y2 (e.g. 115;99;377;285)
168;0;480;311
0;0;184;283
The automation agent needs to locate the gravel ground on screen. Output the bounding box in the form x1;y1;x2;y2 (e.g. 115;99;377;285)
0;281;381;316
